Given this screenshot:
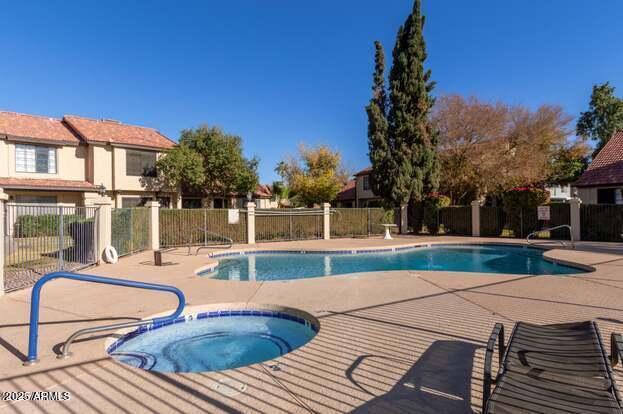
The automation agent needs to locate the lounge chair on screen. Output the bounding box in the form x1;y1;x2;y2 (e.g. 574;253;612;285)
483;321;623;413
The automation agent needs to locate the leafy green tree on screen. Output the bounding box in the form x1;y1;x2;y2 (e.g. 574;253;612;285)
277;145;348;207
546;143;589;185
157;125;259;198
366;0;439;209
155;145;205;189
577;82;623;155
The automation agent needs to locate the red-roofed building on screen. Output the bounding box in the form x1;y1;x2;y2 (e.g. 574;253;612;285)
335;167;382;207
575;131;623;204
0;110;180;207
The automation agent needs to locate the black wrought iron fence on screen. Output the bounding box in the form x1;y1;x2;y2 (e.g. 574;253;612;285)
256;209;323;242
580;204;623;242
439;206;472;235
3;204;99;292
159;209;247;248
479;204;570;239
111;208;150;257
330;208;393;238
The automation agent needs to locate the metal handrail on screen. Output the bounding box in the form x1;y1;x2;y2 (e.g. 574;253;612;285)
526;224;574;248
24;271;186;366
187;227;233;255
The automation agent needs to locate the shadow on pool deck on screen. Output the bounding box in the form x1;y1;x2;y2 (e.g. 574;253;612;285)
349;341;479;413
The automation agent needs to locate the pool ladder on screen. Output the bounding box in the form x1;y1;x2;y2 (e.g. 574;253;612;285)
23;271;186;366
187;227;233;255
526;225;575;249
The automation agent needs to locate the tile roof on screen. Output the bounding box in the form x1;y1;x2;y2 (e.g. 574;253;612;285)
336;179;356;201
575;131;623;187
254;184;273;198
0;111;81;144
354;166;372;177
0;177;96;191
64;115;175;149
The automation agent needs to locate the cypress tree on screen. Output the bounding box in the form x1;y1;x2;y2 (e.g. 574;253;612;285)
387;0;439;206
366;41;392;204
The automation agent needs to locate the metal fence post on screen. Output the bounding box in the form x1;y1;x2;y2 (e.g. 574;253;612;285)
0;190;8;295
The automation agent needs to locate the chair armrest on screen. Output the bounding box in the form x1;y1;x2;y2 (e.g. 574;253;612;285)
483;323;505;410
612;333;623;367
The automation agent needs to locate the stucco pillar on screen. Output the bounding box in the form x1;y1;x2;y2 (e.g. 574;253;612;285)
246;202;256;244
471;200;481;237
399;204;408;234
0;190;9;295
146;200;160;251
569;197;581;242
94;196;113;263
323;203;331;240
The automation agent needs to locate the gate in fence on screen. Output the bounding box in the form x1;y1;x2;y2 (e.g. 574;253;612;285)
256;209;324;242
111;208;150;257
3;204;99;292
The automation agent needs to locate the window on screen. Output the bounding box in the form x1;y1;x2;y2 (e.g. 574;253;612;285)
121;197;151;208
182;198;202;209
597;188;616;204
157;197;170;208
15;195;57;204
16;145;56;173
126;150;157;177
362;175;370;191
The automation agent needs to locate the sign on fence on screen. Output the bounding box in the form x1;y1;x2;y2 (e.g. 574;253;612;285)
228;209;239;224
537;206;550;221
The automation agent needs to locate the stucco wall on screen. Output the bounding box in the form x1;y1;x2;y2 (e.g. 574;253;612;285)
577;188;596;204
1;141;87;181
89;144;113;189
4;190;83;205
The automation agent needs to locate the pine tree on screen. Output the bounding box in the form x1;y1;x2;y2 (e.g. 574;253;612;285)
366;0;439;209
388;0;439;206
366;41;392;203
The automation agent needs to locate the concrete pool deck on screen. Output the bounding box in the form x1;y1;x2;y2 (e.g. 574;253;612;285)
0;235;622;413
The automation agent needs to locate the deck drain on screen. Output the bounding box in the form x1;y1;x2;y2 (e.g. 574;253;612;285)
211;378;247;397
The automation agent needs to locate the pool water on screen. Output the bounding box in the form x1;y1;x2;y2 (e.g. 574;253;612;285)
205;245;587;281
109;312;317;373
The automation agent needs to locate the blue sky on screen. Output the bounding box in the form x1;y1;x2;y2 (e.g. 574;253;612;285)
1;1;622;182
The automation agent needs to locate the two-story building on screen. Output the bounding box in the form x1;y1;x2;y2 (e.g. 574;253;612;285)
0;111;179;207
335;167;382;207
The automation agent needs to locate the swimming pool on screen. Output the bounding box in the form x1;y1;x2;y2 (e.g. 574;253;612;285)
108;308;318;373
203;244;588;281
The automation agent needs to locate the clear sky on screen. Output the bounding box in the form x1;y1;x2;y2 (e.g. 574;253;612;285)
1;1;622;182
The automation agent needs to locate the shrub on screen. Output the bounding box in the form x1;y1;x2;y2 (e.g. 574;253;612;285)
422;193;451;235
502;187;550;237
15;214;93;238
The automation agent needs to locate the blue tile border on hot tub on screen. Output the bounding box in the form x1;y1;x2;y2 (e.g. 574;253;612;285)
107;309;319;354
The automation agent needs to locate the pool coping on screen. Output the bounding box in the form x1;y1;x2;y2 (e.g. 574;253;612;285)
194;240;595;277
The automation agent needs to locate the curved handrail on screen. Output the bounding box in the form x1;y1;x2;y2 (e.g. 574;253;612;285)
24;271;185;366
187;227;233;255
526;224;574;248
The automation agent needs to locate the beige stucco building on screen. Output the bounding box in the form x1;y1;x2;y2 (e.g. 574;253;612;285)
0;111;180;208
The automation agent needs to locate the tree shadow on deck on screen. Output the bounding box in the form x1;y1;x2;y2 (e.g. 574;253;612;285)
350;340;479;414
